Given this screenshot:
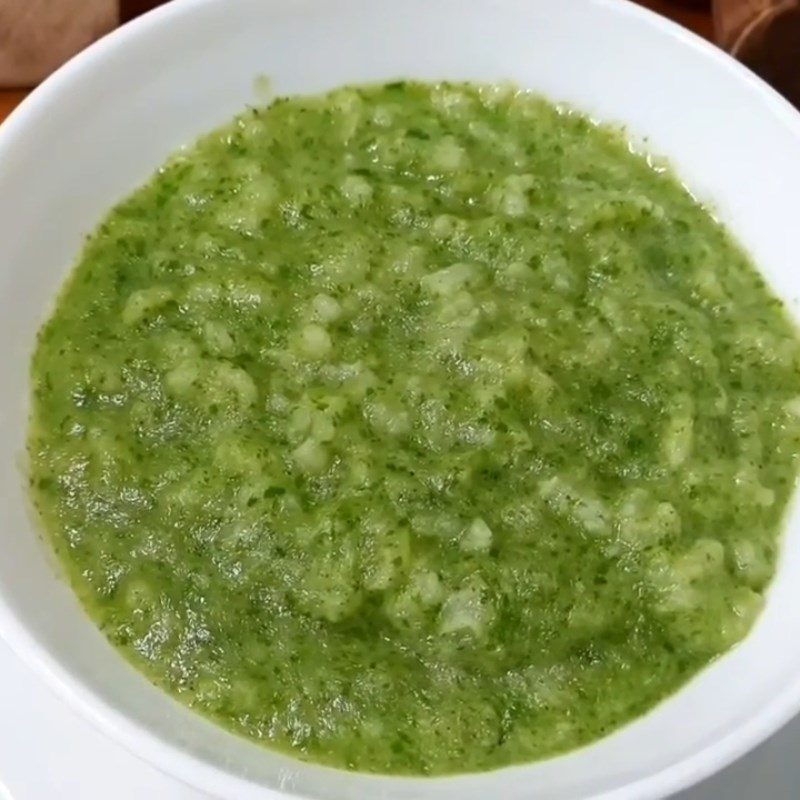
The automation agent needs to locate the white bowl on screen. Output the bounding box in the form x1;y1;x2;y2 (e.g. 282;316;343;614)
2;1;800;798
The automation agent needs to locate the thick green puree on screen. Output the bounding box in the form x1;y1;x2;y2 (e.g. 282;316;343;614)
28;82;800;774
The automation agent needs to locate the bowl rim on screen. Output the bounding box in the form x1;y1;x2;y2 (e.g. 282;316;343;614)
3;1;800;798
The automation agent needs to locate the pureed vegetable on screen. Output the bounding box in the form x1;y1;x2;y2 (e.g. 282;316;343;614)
28;81;800;774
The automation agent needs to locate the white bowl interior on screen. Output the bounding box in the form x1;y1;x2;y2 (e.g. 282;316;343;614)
2;1;800;798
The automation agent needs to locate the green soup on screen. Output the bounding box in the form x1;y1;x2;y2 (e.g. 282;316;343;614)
28;81;800;774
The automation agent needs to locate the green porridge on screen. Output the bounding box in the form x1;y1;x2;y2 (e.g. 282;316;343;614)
28;81;800;774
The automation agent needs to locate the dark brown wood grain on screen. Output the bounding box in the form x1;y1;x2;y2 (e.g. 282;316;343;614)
116;1;717;37
637;0;715;39
119;0;167;23
0;88;27;122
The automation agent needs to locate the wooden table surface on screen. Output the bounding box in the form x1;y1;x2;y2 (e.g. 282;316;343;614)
0;88;27;122
0;1;713;125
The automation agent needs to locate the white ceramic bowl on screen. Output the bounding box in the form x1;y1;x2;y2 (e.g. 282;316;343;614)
2;1;800;798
